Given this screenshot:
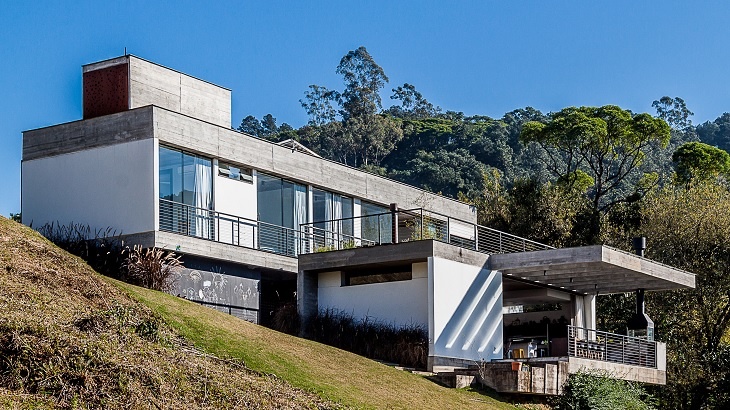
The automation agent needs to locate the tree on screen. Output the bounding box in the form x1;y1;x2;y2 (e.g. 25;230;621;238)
672;142;730;184
696;112;730;153
652;96;695;133
387;83;440;119
390;148;486;199
632;182;730;409
237;115;263;136
300;85;341;126
260;114;280;140
336;46;389;119
343;115;403;167
520;105;671;216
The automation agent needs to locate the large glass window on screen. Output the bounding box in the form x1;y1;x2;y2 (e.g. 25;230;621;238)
312;189;354;248
256;172;307;255
159;146;213;238
361;201;391;244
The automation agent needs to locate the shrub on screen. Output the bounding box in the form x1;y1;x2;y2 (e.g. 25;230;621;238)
557;370;656;410
123;245;183;292
271;303;300;335
304;308;428;369
36;222;126;278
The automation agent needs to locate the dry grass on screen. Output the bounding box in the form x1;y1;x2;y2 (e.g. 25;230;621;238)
0;216;342;409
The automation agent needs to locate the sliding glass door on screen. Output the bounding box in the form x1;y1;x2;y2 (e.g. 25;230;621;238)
159;146;213;238
256;173;307;256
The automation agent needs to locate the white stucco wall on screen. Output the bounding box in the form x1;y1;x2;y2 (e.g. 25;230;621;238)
22;139;155;235
429;257;503;362
317;262;429;328
213;169;258;247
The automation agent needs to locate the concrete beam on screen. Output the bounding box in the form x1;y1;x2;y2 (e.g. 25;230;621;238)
491;245;695;294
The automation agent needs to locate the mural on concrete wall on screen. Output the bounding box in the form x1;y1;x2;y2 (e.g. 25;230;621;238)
171;267;260;322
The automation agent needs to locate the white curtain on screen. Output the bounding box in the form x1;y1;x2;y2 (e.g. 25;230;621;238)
294;185;307;254
194;157;212;239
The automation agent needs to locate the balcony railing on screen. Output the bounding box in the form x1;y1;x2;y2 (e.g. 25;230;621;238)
159;199;302;258
298;207;553;255
159;199;552;258
568;325;657;368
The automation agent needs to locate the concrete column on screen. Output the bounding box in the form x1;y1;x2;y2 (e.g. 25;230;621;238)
583;294;596;331
297;270;318;337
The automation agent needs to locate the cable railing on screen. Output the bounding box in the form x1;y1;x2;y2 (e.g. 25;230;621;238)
159;198;301;258
159;199;552;258
298;207;553;255
568;325;657;368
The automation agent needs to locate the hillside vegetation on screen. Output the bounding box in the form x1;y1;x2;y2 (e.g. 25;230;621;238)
0;216;516;409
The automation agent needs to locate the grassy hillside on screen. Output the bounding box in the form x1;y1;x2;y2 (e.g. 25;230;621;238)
0;216;516;409
0;216;339;409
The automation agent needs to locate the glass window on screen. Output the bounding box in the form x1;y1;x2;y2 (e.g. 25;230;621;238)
256;172;307;256
312;189;354;242
361;201;391;244
158;146;213;238
218;162;253;183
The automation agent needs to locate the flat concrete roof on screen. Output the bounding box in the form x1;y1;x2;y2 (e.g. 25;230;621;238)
489;245;696;294
298;240;489;273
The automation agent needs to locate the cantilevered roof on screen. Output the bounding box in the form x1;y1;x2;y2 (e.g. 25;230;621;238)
489;245;695;295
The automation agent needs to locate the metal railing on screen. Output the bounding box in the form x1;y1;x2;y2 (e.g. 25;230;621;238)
190;298;259;323
568;325;657;368
159;199;552;258
159;198;301;258
298;207;553;255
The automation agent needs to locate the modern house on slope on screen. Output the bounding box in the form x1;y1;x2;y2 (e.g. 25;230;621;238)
21;55;696;395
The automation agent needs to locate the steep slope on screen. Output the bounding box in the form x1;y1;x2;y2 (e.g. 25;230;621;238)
0;216;339;409
0;216;516;409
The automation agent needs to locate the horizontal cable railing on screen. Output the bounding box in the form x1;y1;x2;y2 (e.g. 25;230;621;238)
568;325;657;368
298;207;553;255
159;198;301;258
159;199;551;258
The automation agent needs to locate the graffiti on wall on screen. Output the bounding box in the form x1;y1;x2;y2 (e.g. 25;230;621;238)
172;267;260;312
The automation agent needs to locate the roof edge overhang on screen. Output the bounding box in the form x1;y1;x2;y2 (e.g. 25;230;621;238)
489;245;696;295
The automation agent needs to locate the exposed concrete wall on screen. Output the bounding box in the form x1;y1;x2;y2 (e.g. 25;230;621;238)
22;139;155;235
23;106;154;161
153;107;475;222
568;357;666;385
429;257;503;365
154;231;298;273
127;56;231;128
316;262;429;328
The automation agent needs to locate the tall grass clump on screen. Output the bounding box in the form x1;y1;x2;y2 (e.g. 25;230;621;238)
37;222;126;278
303;308;428;369
123;245;183;292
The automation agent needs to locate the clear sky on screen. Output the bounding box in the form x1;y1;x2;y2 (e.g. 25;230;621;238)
2;1;730;217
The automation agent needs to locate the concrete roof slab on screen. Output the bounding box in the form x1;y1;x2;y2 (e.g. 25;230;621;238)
489;245;695;295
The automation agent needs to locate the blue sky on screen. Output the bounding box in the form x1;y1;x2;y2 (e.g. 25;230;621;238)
2;1;730;216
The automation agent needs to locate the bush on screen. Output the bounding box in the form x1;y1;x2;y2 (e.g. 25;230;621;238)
304;308;428;369
557;370;656;410
123;245;183;292
36;222;126;278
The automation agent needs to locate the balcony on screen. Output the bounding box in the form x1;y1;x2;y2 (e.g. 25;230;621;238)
158;199;553;259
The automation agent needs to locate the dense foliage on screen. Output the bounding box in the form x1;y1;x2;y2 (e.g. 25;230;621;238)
237;46;730;409
557;371;656;410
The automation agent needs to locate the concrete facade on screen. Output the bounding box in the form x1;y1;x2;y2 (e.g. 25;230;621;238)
22;55;474;327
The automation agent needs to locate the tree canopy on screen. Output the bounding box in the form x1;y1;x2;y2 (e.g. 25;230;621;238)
520;105;671;215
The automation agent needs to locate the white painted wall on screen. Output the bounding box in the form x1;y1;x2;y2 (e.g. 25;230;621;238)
214;169;258;247
22;139;155;236
429;257;503;363
317;262;429;328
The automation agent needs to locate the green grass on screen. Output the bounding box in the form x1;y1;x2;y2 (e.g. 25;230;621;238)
112;278;516;410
